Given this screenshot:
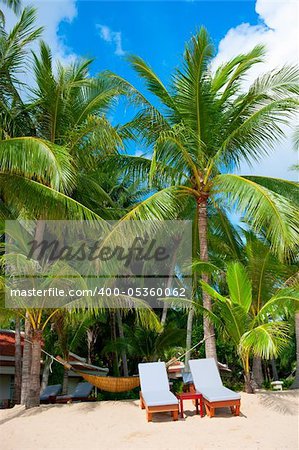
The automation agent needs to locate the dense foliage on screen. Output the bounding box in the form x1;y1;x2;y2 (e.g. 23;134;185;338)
0;5;298;407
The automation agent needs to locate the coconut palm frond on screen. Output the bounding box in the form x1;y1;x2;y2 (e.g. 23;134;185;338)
240;322;290;359
0;174;105;220
226;262;252;313
0;137;75;193
213;174;299;258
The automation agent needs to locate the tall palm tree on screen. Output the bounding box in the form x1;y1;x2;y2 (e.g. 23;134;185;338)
293;306;299;388
0;38;124;220
0;15;126;405
202;261;299;392
106;28;299;360
242;233;295;386
0;7;43;140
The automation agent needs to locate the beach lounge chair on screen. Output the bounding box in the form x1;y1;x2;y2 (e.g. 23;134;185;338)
138;362;179;422
55;382;94;404
189;358;241;418
40;384;62;404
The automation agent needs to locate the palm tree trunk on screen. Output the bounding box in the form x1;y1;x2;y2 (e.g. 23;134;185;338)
21;314;32;405
25;329;42;409
185;308;195;368
291;310;299;388
252;356;264;388
116;310;129;376
270;358;279;381
244;371;254;393
87;329;93;364
40;356;51;393
111;312;120;376
13;315;22;404
161;238;180;326
197;198;217;360
62;369;69;395
243;355;254;393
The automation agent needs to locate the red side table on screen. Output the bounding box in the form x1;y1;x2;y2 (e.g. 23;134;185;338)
177;391;204;418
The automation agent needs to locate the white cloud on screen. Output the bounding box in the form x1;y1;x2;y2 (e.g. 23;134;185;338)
2;0;78;65
97;24;125;56
213;0;299;181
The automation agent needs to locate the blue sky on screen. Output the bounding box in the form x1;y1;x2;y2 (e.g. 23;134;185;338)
3;0;298;179
59;1;257;95
56;1;298;180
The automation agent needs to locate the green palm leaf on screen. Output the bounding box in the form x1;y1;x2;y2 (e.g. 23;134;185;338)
0;174;104;220
213;174;299;258
240;322;289;359
226;262;252;313
0;137;75;193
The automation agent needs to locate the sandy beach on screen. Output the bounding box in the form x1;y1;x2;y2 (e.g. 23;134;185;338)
0;390;298;450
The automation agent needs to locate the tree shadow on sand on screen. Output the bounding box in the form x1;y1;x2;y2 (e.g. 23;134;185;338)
0;404;54;425
257;390;298;415
0;400;107;426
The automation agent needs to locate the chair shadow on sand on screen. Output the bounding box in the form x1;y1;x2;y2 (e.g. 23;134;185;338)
149;406;246;422
184;407;246;419
257;390;298;415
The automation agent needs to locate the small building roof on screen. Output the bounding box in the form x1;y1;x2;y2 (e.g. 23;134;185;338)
0;330;24;359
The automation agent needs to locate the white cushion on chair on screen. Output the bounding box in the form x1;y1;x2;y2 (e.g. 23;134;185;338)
189;358;223;389
138;362;170;393
189;358;240;403
142;390;178;407
200;386;240;402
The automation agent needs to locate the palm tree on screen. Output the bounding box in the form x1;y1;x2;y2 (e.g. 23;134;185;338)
13;315;22;403
201;261;299;392
242;233;296;386
0;22;127;406
292;306;299;388
103;321;186;364
0;7;42;139
0;37;124;220
283;271;299;389
52;311;95;394
105;28;299;360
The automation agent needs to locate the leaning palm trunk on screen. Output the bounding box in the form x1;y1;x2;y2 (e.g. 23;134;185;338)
21;314;32;405
291;310;299;389
25;329;42;409
13;315;22;404
197;198;217;360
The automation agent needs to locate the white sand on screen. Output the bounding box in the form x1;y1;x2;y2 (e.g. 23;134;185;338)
0;391;298;450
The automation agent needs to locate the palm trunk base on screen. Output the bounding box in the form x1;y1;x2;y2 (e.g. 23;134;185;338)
25;330;42;409
252;356;264;388
21;316;32;405
244;372;254;394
